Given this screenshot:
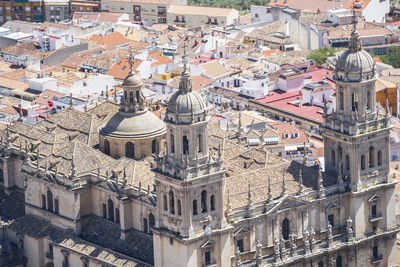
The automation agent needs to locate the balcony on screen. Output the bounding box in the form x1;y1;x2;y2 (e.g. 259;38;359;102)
174;20;185;23
371;254;383;263
369;212;383;223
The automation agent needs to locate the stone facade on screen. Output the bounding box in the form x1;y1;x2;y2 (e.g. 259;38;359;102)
0;19;397;267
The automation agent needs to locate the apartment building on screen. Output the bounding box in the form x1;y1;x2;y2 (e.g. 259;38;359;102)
167;5;239;28
101;0;186;23
0;0;44;23
43;0;69;22
71;0;100;13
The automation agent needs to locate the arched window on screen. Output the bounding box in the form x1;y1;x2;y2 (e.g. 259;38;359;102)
193;199;198;215
336;255;342;267
361;155;365;170
151;139;157;154
47;190;53;212
129;91;134;103
107;199;114;221
125;142;135;159
282;218;290;240
210;195;215;211
318;262;324;267
149;213;155;228
197;134;202;153
163;194;168;211
352;92;358;111
183;135;189;155
339;92;344;110
170;133;175;153
104;140;110;155
169;190;175;214
345;155;350;171
331;150;336;167
338;146;343;161
373;245;378;259
201;190;207;213
377;150;382;166
369;146;375;168
177;199;182;216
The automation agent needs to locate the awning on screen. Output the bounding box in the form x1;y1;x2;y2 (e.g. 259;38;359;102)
247;138;260;146
284;145;298;151
264;136;279;143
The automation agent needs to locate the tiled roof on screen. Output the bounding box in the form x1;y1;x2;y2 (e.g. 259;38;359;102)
167;5;237;17
33;90;65;106
269;0;351;12
89;31;140;47
1;42;55;60
327;21;393;40
270;122;309;145
107;57;142;80
62;54;86;69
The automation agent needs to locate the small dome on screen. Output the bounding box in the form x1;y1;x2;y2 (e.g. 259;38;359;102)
100;111;166;139
167;90;207;115
122;73;143;88
335;49;375;82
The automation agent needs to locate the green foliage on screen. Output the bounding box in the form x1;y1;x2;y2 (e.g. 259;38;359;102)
378;47;400;68
306;48;339;65
188;0;269;11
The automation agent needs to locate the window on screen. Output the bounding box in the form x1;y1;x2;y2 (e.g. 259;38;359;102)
331;150;336;167
42;194;46;209
63;255;69;266
54;199;59;214
339;92;344;110
369;146;375;168
183;135;189;154
210;195;215;211
345;155;350;171
372;204;377;218
152;139;157;154
163;194;168;211
336;256;342;267
169;190;175;214
47;190;53;212
107;199;114;221
102;203;107;218
170;134;175;153
377;150;382;166
149;213;155;234
373;245;378;259
282;218;290;240
177;199;182;216
193;199;198;215
361;155;365;170
48;244;53;257
201;190;208;213
115;208;120;224
205;251;211;265
125;142;135;159
328;214;334;227
104;140;110;155
255;13;259;18
197;134;202;153
143;218;148;233
236;239;244;252
352;93;358;111
318;262;323;267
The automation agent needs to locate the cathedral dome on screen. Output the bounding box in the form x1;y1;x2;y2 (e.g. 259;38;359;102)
167;90;207;115
334;28;375;82
166;65;207;118
100;111;166;139
122;72;143;88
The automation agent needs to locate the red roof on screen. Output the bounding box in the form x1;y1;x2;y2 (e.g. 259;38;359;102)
190;56;219;65
192;75;213;91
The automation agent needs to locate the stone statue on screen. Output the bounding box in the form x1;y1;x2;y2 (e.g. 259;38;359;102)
346;217;354;241
273;237;280;262
289;233;297;256
304;230;310;254
310;228;316;252
327;222;333;247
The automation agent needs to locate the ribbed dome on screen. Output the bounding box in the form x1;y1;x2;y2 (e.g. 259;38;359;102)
167;90;207;115
335;49;375;82
334;25;375;82
100;111;166;139
122;73;143;88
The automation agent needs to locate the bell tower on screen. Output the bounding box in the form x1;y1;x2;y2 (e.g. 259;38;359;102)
152;54;231;267
322;17;391;192
321;15;397;260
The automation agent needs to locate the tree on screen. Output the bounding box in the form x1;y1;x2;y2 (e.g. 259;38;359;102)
306;48;339;65
379;47;400;68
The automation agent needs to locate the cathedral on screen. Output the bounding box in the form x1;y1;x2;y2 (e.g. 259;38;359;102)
0;19;397;267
